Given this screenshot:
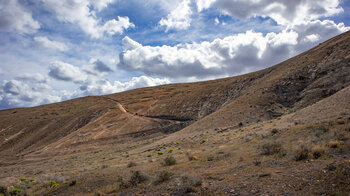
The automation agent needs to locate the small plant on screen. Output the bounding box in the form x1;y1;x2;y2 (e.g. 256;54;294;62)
200;139;207;144
260;142;282;155
311;145;326;159
168;148;174;153
129;171;149;186
329;140;342;148
188;155;199;161
19;178;26;182
46;180;59;189
271;129;279;135
176;142;181;144
157;151;164;155
154;170;173;185
0;186;7;195
69;180;76;186
127;161;137;168
294;146;309;161
9;188;21;196
253;158;261;166
238;122;243;127
147;153;152;157
162;156;176;166
159;146;164;149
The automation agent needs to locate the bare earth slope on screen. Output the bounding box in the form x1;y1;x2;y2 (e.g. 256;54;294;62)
0;31;350;195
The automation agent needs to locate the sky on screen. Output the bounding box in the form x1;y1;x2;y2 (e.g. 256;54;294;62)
0;0;349;109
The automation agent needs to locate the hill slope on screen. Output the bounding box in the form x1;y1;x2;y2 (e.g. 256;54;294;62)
0;31;350;195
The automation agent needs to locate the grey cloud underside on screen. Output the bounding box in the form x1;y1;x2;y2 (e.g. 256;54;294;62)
93;60;113;73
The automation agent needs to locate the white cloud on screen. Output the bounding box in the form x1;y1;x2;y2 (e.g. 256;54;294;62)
34;36;68;51
119;20;348;80
48;61;87;83
196;0;344;25
118;30;297;79
88;0;116;11
47;60;169;99
16;73;49;83
0;80;61;109
0;0;40;34
77;76;170;96
103;16;135;35
159;0;193;31
41;0;134;38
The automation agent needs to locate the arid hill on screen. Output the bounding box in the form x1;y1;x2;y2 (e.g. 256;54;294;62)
0;31;350;196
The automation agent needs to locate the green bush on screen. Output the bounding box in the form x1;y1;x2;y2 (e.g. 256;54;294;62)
9;188;21;196
162;156;176;166
168;148;174;153
157;151;164;155
46;180;59;189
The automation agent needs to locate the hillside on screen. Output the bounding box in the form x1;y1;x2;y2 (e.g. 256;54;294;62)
0;31;350;195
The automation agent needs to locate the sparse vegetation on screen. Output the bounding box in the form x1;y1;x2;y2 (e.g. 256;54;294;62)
329;140;343;148
9;188;21;196
157;151;164;155
294;145;309;161
260;141;282;155
168;148;174;153
129;171;149;186
271;128;279;135
0;186;7;196
162;156;176;166
46;180;59;189
311;145;326;159
188;155;199;161
200;139;207;144
154;170;173;185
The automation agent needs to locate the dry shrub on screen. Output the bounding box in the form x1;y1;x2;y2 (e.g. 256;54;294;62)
294;145;309;161
154;170;173;185
311;145;326;159
329;141;342;149
260;141;282;155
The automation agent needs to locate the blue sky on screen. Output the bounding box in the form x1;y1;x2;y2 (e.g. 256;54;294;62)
0;0;349;109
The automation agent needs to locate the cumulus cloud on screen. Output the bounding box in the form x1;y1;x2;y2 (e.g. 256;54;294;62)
48;61;87;83
0;0;40;34
196;0;344;25
41;0;134;38
78;76;170;96
47;60;169;99
159;0;192;31
119;19;348;80
103;16;135;35
0;80;61;109
34;36;68;51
